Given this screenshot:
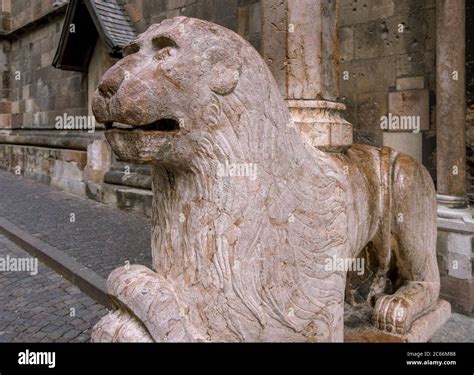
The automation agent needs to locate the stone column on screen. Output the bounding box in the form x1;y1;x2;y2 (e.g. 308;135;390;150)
261;0;352;152
436;0;468;208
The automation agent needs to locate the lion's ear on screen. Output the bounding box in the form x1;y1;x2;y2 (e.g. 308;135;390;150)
206;46;241;96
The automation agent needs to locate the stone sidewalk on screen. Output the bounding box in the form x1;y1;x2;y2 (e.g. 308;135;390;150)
0;170;472;342
0;170;152;278
0;235;107;342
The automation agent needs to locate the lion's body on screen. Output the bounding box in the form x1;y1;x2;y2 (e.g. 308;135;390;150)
91;17;440;342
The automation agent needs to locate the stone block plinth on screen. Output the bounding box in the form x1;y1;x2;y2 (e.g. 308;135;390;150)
287;100;353;151
437;209;474;316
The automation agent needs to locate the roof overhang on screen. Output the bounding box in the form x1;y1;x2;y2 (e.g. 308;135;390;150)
52;0;138;72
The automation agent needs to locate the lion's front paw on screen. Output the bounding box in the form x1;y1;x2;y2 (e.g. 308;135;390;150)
372;295;414;334
91;310;154;343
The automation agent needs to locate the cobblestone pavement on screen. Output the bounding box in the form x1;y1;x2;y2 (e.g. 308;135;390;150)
0;170;151;278
0;235;108;342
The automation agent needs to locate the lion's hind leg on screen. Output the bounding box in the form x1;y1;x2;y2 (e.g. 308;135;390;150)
372;153;440;335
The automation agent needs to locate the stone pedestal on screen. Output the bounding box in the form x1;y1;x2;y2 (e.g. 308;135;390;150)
345;300;451;342
437;207;474;316
287;100;352;152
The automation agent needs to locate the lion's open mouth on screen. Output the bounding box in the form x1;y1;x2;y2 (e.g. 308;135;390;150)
104;118;180;133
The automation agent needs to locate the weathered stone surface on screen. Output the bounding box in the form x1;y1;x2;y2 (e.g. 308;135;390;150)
340;0;395;27
388;89;429;131
287;100;352;150
84;139;112;184
436;0;467;203
0;113;11;128
0;144;87;197
440;276;473;316
287;0;339;101
353;18;408;61
357;92;387;132
261;0;287;97
340;56;397;95
337;0;437;166
91;310;153;343
339;27;354;62
436;217;473;284
91;17;444;342
382;132;422;163
396;76;425;91
262;0;352;150
7;14;88;130
88;182;153;218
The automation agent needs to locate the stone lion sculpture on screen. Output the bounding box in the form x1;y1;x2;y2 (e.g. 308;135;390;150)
91;17;441;342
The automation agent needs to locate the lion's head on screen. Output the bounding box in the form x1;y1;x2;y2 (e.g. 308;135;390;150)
92;17;273;167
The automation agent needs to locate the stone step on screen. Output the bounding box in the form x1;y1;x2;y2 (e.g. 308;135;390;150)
86;181;153;217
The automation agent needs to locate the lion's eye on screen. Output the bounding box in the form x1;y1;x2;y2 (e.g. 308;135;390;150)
123;42;140;57
152;36;177;50
152;36;177;62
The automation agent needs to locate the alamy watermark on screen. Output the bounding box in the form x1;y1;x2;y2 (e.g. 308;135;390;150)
55;113;95;133
380;113;420;133
324;255;365;276
0;255;38;275
217;161;258;181
18;350;55;369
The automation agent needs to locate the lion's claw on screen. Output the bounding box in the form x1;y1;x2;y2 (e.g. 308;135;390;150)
372;295;413;334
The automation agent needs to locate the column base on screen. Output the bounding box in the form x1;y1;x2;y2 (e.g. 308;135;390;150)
437;194;469;209
287;100;353;153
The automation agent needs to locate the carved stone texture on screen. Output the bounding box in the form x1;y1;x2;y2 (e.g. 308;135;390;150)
92;17;445;342
344;300;451;343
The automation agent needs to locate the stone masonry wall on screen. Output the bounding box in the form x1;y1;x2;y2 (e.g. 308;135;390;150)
10;0;67;30
0;0;262;208
124;0;262;51
8;15;88;130
4;0;261;131
339;0;436;176
0;2;88;196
